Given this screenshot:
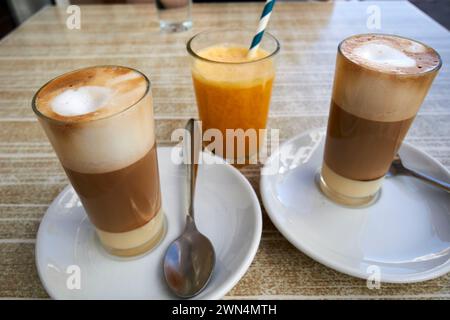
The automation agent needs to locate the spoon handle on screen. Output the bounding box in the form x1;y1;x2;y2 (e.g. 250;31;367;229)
185;119;200;218
406;167;450;193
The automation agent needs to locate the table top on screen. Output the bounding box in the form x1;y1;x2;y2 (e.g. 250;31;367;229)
0;1;449;299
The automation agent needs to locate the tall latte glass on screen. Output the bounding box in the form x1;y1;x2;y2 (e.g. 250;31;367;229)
320;34;441;207
187;30;279;165
32;66;165;257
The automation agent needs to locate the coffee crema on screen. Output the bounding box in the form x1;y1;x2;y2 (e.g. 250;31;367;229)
35;66;148;122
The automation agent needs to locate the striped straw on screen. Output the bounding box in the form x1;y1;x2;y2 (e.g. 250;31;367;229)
248;0;277;59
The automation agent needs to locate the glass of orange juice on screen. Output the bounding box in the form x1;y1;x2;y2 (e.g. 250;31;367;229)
187;29;280;165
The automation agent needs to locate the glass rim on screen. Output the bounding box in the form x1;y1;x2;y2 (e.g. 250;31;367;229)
31;65;151;125
337;33;442;76
186;29;280;65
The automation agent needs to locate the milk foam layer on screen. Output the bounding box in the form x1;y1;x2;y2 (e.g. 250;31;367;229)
340;34;440;74
51;86;113;116
353;43;416;68
36;66;147;122
333;34;441;122
34;66;155;173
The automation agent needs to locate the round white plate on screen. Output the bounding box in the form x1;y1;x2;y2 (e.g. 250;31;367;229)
36;146;262;299
261;129;450;283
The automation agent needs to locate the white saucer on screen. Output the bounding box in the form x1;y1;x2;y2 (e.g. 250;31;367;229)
36;146;262;299
261;129;450;283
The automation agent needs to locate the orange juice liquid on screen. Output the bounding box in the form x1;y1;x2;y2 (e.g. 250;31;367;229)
191;46;275;163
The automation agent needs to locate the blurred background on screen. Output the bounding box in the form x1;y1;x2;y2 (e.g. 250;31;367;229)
0;0;449;39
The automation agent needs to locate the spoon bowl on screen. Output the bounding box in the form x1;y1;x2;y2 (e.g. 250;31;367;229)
164;217;215;298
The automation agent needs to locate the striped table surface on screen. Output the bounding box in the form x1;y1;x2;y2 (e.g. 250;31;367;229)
0;1;449;299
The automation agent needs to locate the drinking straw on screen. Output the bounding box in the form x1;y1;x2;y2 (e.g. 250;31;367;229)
248;0;277;59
